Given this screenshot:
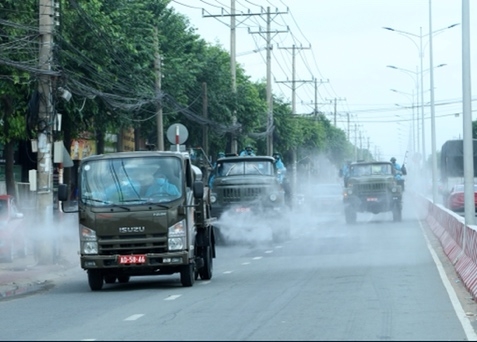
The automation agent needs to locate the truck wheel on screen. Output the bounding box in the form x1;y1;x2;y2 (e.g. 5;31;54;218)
392;204;402;222
180;263;196;287
88;270;104;291
104;275;116;284
117;275;130;283
345;206;357;224
198;246;213;280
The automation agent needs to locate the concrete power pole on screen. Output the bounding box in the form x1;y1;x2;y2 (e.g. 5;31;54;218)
202;82;209;156
312;78;329;115
154;27;164;151
203;0;263;154
325;97;346;127
275;44;312;115
37;0;55;264
249;7;288;155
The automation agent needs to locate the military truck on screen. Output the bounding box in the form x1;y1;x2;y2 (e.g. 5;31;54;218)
58;150;216;291
209;155;290;242
343;161;403;223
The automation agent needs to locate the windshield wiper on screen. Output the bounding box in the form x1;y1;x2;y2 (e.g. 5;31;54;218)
84;197;131;211
143;201;171;209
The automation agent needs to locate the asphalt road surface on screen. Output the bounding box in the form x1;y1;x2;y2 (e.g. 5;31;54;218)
1;191;477;341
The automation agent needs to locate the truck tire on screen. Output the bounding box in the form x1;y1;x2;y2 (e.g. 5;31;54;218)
88;270;104;291
392;203;402;222
345;206;357;224
198;246;213;280
180;263;196;287
117;275;130;283
104;275;116;284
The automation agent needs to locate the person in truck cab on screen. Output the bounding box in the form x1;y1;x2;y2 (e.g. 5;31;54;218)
240;145;256;156
145;171;180;198
103;173;141;202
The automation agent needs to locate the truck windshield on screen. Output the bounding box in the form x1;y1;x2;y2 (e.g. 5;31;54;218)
216;161;274;177
80;156;182;206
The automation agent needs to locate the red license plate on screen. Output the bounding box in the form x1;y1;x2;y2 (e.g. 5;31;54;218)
235;207;251;213
118;254;146;264
366;197;378;202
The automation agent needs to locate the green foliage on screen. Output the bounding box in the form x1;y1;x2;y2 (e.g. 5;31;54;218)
1;0;359;177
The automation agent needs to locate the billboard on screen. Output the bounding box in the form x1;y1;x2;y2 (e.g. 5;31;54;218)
70;138;97;160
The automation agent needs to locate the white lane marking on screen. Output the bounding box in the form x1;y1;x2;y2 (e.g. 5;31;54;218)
265;250;273;254
419;220;477;340
252;256;263;260
164;295;182;301
242;262;251;265
124;314;144;321
223;270;233;274
81;339;96;341
275;246;283;249
200;281;211;285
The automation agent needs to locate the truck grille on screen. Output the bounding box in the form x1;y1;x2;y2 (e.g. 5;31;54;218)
222;187;264;203
98;233;168;255
354;183;387;193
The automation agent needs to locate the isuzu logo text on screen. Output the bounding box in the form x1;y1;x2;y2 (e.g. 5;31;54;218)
119;226;145;233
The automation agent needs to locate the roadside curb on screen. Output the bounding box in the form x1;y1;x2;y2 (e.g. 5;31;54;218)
0;256;78;300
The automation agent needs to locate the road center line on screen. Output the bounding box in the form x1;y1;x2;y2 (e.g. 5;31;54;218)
165;295;182;301
124;314;144;321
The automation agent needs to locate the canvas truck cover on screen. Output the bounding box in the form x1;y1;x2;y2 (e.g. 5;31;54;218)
440;139;477;180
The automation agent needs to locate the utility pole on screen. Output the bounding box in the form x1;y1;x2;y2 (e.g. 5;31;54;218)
37;0;55;264
154;27;164;151
202;82;209;156
275;44;312;115
354;124;358;161
359;131;363;160
346;113;350;141
325;97;346;127
312;78;329;115
202;0;264;154
249;7;288;155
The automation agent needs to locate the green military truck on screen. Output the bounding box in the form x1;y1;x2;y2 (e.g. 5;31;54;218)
343;161;403;223
58;150;216;291
209;155;290;242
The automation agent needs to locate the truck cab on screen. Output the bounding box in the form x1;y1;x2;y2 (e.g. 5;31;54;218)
58;150;216;291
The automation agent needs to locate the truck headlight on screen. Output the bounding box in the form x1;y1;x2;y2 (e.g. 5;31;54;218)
168;220;186;251
391;187;397;193
210;194;217;203
80;225;98;254
83;242;98;254
269;193;277;201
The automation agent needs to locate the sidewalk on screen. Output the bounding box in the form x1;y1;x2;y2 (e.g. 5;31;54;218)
0;252;78;300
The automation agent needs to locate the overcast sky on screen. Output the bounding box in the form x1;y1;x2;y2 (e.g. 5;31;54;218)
169;0;471;164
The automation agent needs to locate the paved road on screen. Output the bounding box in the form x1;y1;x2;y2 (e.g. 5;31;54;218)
0;193;476;340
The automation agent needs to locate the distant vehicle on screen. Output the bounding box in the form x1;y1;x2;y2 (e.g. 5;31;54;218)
0;195;26;262
209;155;290;243
445;183;477;212
306;183;343;212
343;161;403;223
439;139;477;203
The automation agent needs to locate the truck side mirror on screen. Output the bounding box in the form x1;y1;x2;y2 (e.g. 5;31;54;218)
58;183;69;201
193;180;204;199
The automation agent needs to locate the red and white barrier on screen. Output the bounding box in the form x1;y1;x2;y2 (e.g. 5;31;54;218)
421;195;477;299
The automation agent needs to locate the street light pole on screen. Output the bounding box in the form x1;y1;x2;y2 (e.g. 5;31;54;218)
383;22;459;169
429;0;438;203
391;89;415;154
